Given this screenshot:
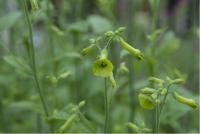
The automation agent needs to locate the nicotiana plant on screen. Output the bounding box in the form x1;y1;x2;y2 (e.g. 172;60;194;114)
81;27;144;133
138;76;198;133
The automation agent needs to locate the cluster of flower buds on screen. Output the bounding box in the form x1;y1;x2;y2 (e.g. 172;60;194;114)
138;76;198;110
81;27;145;89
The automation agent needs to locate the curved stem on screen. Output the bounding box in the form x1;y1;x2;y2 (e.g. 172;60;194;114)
22;0;49;117
104;78;109;133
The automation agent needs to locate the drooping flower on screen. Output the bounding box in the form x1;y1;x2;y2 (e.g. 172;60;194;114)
173;91;198;109
92;58;113;77
117;37;144;60
138;93;155;110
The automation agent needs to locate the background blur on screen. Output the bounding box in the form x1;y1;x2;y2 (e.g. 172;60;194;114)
0;0;199;133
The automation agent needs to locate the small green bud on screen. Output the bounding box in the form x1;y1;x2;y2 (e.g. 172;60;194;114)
151;92;158;100
78;100;86;108
173;91;198;109
117;27;126;33
170;78;185;85
148;76;164;84
127;122;140;132
159;88;167;95
81;44;95;56
30;0;39;11
50;25;65;36
89;38;96;44
115;27;126;35
118;37;144;60
46;75;57;85
140;87;156;94
119;62;129;74
104;31;115;37
142;128;152;133
138;93;155;110
58;71;72;80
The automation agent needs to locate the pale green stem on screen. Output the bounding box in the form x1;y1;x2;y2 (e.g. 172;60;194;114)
155;105;160;133
104;78;109;133
22;0;49;117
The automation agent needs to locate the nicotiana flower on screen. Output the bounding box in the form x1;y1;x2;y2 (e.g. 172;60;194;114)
92;58;113;77
138;93;155;110
117;37;144;60
173;91;198;109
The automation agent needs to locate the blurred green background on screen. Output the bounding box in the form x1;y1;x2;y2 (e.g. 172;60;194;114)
0;0;199;133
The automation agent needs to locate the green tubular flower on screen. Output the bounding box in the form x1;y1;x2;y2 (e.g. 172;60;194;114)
173;91;198;109
117;37;144;60
138;93;155;110
92;58;113;77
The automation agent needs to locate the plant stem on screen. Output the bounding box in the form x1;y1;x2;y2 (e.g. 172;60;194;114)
22;0;49;117
104;78;109;133
155;105;160;133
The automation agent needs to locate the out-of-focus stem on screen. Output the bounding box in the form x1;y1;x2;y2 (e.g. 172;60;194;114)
22;0;49;117
104;78;109;133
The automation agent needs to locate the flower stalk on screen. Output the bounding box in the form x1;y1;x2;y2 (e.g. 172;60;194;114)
21;0;49;117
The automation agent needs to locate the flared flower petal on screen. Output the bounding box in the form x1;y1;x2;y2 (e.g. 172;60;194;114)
92;58;113;77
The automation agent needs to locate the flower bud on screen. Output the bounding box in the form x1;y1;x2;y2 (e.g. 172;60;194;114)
140;87;156;94
30;0;39;11
81;44;95;56
115;27;126;35
173;91;198;109
58;71;72;80
148;76;164;84
127;123;140;132
159;88;167;95
104;31;115;37
78;100;86;107
119;62;129;74
170;78;185;85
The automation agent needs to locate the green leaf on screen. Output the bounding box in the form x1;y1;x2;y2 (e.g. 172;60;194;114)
87;15;113;34
4;55;32;77
155;31;180;56
147;28;165;43
0;11;22;31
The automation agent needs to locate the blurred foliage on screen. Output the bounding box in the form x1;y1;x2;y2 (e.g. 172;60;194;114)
0;0;199;133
